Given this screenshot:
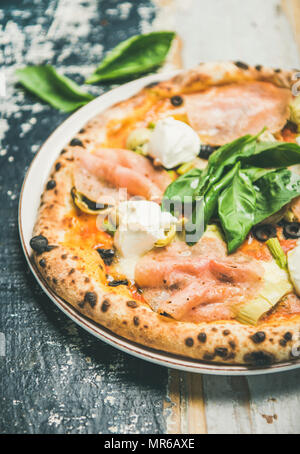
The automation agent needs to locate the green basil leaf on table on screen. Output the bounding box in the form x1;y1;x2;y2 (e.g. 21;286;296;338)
15;65;94;112
86;31;176;84
218;165;256;253
254;169;300;224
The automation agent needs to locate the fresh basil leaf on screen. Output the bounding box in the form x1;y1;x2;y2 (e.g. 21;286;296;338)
185;164;240;245
203;136;300;194
218;166;256;253
162;168;203;213
86;31;175;84
243;141;300;167
241;166;275;182
201;134;260;194
16;65;94;112
203;163;240;226
254;169;300;224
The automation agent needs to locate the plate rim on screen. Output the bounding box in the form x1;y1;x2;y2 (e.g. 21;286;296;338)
18;71;300;376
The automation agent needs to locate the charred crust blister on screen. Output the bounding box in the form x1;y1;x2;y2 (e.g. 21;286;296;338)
133;316;140;326
229;341;236;350
234;61;249;70
185;337;194;347
83;291;97;308
145;81;160;88
244;351;275;366
127;300;138;308
284;332;293;341
101;299;110;312
203;352;215;361
198;332;207;343
250;331;266;344
215;347;228;358
69;138;84;147
39;258;46;268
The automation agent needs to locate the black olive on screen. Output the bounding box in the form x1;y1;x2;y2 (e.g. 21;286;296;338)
69;138;83;147
108;279;128;287
252;224;277;242
234;61;249;70
30;235;48;254
170;95;183;107
283;222;300;239
81;194;101;211
97;248;115;265
199;145;218;160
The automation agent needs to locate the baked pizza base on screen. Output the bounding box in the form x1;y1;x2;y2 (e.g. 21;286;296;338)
31;62;300;367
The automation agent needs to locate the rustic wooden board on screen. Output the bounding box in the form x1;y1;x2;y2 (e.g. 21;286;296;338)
155;0;300;435
1;0;300;434
0;0;167;435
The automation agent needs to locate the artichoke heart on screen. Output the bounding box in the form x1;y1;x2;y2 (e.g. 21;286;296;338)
126;128;152;155
289;96;300;132
235;262;292;325
154;224;177;247
71;187;113;215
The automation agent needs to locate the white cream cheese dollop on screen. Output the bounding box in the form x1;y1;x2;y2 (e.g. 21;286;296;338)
288;242;300;296
114;200;177;279
147;117;200;169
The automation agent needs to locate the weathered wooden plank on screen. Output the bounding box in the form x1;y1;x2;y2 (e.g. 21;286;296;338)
282;0;300;59
202;376;253;434
0;0;168;434
153;0;300;68
247;370;300;434
165;371;207;434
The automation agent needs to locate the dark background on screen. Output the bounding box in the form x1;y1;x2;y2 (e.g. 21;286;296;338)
0;0;167;434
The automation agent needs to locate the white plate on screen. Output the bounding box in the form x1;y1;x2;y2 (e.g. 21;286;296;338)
18;72;300;376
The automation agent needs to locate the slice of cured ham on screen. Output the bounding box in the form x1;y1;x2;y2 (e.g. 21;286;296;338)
74;148;172;204
135;237;264;322
185;81;291;145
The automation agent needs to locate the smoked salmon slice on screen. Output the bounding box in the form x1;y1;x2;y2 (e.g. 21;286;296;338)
185;81;291;145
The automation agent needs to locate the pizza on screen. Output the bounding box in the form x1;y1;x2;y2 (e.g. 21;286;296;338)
29;62;300;366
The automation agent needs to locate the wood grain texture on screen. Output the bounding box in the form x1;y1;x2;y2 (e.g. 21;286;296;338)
164;371;207;434
282;0;300;59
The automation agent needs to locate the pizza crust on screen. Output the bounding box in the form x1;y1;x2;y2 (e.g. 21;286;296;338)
31;62;300;366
